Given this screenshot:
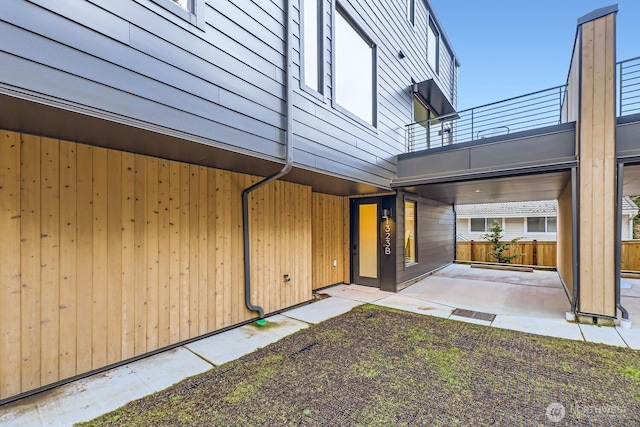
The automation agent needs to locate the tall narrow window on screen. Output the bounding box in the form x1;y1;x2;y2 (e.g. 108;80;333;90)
405;200;417;265
407;0;415;25
427;19;439;74
303;0;322;92
334;7;375;125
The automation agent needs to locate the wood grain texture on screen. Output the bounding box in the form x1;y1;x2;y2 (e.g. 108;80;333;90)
312;193;349;289
578;13;617;317
0;129;315;400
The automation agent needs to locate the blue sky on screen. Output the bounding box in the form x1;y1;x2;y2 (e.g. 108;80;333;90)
430;1;640;110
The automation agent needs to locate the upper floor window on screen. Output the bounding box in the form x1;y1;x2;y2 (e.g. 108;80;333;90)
149;0;204;27
526;217;557;233
427;19;439;74
334;6;376;126
407;0;415;26
302;0;323;93
470;218;502;233
171;0;190;10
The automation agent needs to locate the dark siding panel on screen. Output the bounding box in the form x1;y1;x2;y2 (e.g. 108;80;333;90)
396;192;454;284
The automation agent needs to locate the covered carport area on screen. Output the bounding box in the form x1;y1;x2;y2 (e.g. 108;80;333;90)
391;122;578;318
617;113;640;343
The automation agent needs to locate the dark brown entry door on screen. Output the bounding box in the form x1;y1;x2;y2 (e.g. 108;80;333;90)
351;198;380;287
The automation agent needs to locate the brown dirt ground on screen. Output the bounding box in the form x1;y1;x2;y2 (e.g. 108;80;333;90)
78;304;640;426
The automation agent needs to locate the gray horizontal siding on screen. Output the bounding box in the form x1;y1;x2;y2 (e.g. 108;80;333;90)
396;193;455;284
0;0;456;189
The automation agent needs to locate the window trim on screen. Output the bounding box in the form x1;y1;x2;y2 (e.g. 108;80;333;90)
404;197;418;267
148;0;205;29
300;0;325;98
427;17;440;75
331;3;378;129
524;216;557;234
468;217;504;234
407;0;415;26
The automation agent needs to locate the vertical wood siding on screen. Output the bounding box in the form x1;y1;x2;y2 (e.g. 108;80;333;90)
556;182;574;294
0;129;313;400
578;14;616;317
311;193;349;289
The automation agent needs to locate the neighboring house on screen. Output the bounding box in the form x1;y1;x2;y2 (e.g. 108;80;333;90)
0;0;458;402
456;198;640;241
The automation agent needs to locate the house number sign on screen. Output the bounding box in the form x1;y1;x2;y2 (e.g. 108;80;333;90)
383;218;392;255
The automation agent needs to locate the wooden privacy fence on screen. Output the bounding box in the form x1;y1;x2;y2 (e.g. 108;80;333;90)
456;241;557;267
458;240;640;270
621;241;640;271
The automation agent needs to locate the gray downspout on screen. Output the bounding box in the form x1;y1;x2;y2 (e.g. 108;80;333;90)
242;0;294;319
616;163;629;319
571;166;579;312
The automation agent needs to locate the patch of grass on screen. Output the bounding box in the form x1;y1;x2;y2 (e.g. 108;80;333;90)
79;305;640;426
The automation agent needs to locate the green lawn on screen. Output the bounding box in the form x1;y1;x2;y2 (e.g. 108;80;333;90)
79;305;640;426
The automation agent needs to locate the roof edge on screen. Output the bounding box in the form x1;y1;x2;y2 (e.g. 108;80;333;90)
577;4;618;26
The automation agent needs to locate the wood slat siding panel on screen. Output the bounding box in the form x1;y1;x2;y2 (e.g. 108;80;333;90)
121;152;136;359
40;137;60;385
0;129;313;400
20;134;42;392
578;14;617;317
555;182;573;292
311;193;348;289
0;131;22;397
58;141;77;379
107;150;123;365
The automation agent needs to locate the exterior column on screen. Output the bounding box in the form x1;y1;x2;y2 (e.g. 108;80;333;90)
576;8;617;320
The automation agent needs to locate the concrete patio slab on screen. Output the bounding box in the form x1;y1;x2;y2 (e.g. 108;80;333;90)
579;324;627;347
0;347;211;427
401;275;569;318
320;284;392;302
185;314;308;365
491;315;583;341
372;294;454;318
282;296;363;324
617;328;640;350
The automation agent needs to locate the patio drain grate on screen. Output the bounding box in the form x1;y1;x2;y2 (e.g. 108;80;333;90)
451;308;496;322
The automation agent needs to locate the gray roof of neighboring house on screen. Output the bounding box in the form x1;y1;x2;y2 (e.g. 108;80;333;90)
456;197;639;218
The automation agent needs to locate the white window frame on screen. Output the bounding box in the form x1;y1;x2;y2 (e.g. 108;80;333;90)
404;198;418;266
147;0;205;28
468;218;504;234
332;3;378;128
301;0;324;97
427;17;440;75
524;216;557;234
407;0;415;26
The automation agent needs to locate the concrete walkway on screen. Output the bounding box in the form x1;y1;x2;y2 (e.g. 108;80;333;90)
1;264;638;426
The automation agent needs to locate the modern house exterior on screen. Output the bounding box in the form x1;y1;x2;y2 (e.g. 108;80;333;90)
0;0;459;402
1;0;639;405
456;198;639;242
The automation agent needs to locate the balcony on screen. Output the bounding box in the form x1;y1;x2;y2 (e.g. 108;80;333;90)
618;56;640;116
405;56;640;153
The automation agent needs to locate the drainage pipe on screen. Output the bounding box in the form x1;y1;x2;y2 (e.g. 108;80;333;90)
242;0;294;319
616;163;629;319
570;166;579;312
